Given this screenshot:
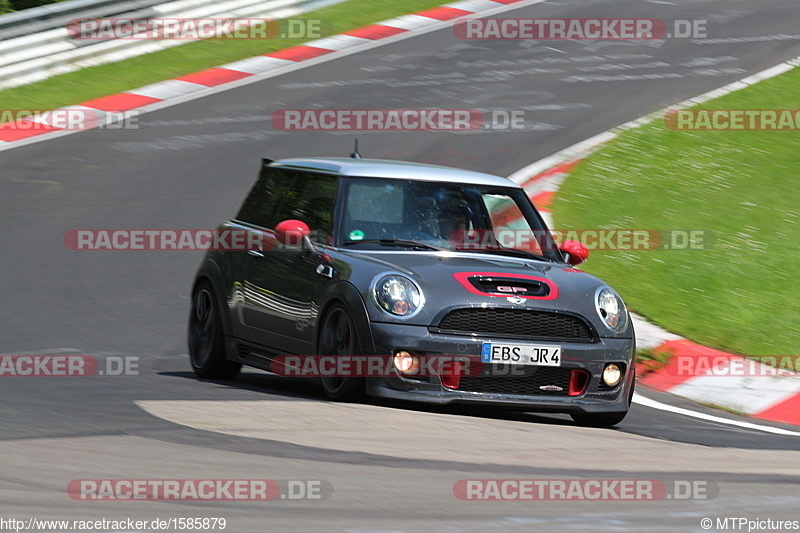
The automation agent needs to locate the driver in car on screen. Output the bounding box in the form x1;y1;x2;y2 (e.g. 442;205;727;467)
406;191;472;246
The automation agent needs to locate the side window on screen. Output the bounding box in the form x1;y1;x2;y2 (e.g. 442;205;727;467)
279;172;337;244
236;167;338;243
236;167;287;228
482;193;542;254
483;194;526;233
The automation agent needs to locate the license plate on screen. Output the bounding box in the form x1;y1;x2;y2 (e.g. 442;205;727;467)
481;343;562;366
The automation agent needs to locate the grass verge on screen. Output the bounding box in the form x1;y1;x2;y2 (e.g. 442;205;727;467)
554;66;800;356
0;0;448;110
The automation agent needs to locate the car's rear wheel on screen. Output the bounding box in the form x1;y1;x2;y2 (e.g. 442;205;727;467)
318;304;365;402
571;368;635;428
188;282;241;380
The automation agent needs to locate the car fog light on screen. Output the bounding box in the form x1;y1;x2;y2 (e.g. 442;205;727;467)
394;351;420;374
602;364;622;387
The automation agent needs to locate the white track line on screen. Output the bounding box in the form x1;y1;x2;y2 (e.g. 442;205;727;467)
633;393;800;437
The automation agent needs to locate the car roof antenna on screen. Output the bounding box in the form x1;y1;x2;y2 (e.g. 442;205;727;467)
350;139;362;159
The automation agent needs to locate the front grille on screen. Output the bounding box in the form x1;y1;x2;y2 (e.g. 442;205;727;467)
458;366;573;396
435;308;593;340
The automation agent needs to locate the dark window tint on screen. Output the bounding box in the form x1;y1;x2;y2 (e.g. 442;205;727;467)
236;166;337;242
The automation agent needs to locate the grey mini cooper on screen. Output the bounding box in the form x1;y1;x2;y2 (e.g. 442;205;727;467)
188;156;635;426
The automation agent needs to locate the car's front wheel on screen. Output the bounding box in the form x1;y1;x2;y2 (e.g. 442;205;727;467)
188;281;241;380
318;304;365;402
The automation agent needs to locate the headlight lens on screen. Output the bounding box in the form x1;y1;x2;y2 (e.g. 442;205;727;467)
374;275;423;317
596;288;627;332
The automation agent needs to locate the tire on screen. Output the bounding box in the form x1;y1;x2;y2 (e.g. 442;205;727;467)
188;281;241;380
317;304;366;402
571;367;635;428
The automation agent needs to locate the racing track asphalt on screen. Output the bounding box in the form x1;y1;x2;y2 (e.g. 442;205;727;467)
1;0;800;530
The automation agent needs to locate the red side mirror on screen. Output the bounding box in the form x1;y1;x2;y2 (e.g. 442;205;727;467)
274;219;310;246
560;239;589;266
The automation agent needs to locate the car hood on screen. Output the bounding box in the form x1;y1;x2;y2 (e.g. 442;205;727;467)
335;249;629;338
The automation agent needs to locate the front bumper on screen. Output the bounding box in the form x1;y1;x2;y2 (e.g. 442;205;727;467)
366;322;635;414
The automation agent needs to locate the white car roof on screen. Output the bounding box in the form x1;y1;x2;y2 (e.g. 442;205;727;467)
271;157;521;188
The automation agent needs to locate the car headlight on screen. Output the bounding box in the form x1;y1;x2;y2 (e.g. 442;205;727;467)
596;288;627;333
373;275;423;317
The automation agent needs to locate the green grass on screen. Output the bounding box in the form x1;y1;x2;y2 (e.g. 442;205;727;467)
0;0;447;110
554;66;800;356
5;0;73;13
635;348;672;374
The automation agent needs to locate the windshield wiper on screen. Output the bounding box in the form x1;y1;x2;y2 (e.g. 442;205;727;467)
459;247;552;262
343;238;445;251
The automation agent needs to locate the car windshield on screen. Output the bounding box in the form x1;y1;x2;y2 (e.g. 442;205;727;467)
339;177;562;262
